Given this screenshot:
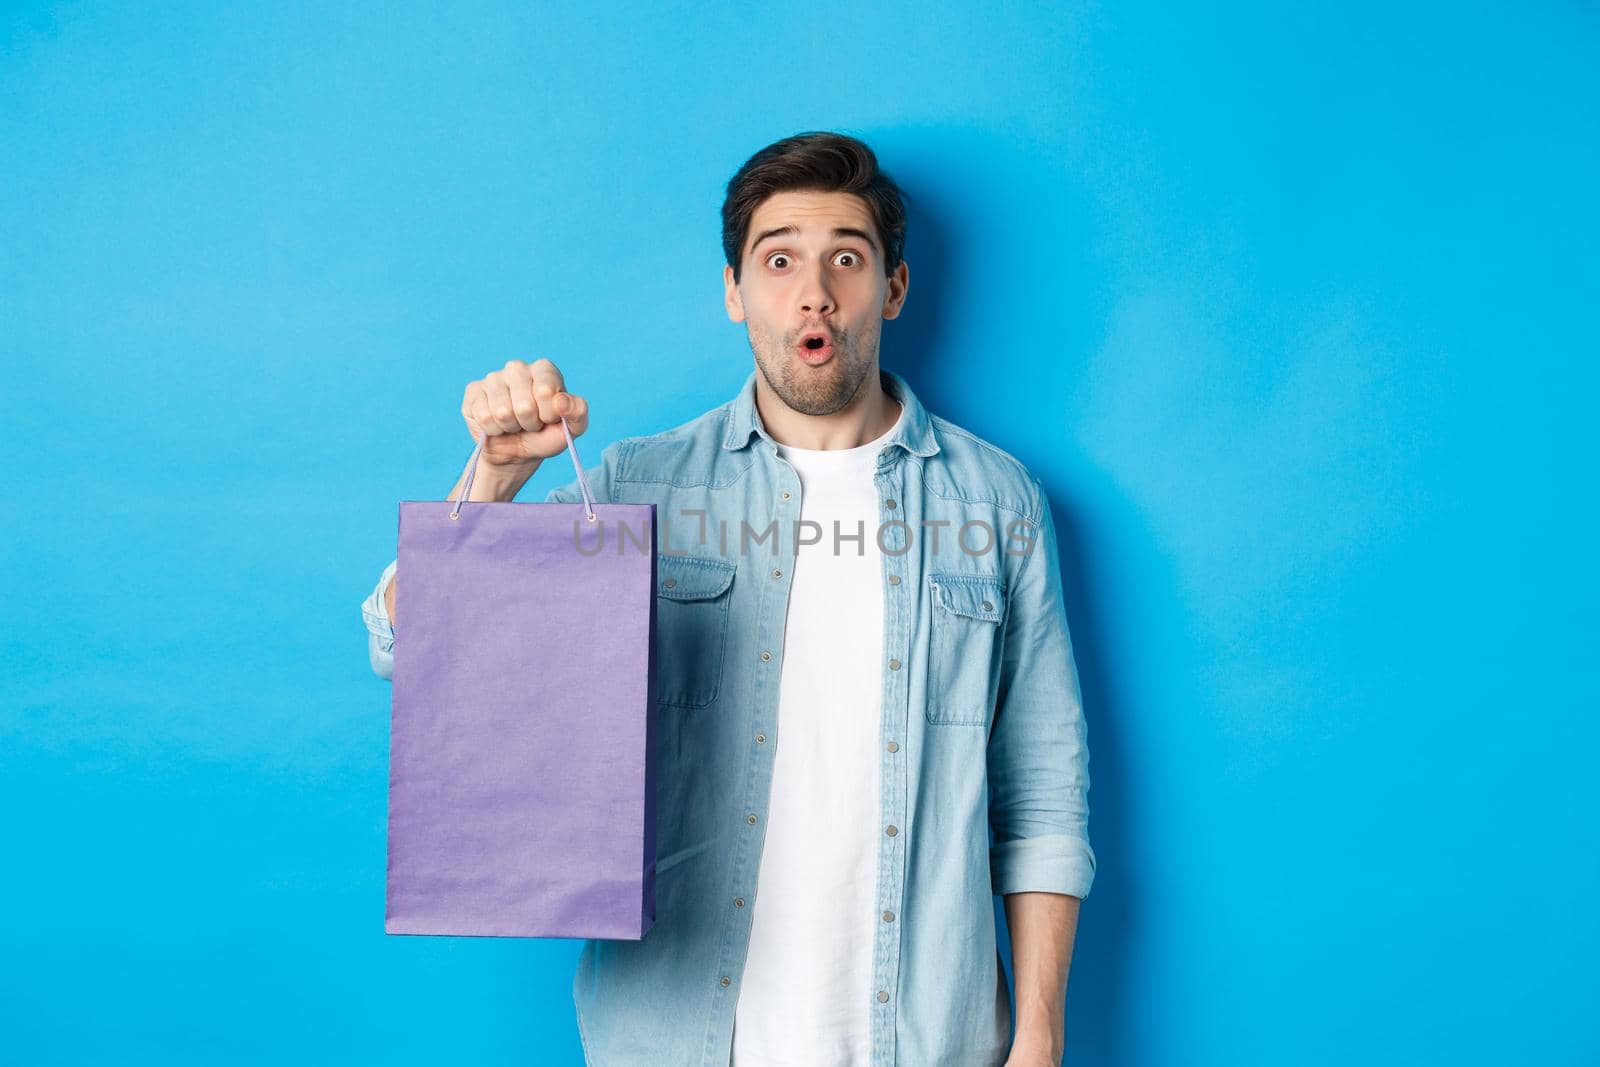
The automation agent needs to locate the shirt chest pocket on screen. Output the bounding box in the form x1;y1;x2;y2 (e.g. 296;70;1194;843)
655;554;737;709
925;572;1006;726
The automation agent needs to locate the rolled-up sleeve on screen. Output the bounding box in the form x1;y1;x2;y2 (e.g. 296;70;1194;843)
360;558;397;681
987;476;1096;899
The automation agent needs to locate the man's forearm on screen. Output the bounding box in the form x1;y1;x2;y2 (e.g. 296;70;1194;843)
385;458;540;626
1003;891;1080;1058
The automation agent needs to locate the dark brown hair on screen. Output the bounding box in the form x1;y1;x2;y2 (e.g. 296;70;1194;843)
721;131;909;284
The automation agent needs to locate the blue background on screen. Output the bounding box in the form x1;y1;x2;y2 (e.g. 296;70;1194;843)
3;2;1595;1064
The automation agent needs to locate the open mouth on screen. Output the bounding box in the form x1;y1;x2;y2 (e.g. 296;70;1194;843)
796;332;835;364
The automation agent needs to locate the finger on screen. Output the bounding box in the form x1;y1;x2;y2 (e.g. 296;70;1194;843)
503;361;544;433
529;359;566;425
462;381;494;440
555;392;589;435
529;357;567;396
480;372;526;436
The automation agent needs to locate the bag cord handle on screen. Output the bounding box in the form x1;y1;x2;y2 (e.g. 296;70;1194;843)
449;416;597;522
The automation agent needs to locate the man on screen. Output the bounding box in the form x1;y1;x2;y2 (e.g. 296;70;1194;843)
361;131;1095;1066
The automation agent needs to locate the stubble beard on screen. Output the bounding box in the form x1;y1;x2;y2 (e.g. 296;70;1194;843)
748;320;879;417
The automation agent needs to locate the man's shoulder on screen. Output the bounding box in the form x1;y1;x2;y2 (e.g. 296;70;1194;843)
924;413;1045;525
607;399;746;488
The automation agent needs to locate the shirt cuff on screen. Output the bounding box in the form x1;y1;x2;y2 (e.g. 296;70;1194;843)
991;834;1096;899
360;559;397;653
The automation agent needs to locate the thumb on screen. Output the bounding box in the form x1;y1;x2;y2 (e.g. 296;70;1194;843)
552;392;589;435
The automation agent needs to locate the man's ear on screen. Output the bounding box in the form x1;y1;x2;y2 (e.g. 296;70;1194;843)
882;260;910;321
724;264;746;323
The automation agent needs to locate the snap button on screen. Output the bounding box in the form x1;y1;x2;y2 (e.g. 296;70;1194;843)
885;498;897;509
720;976;731;987
888;658;901;670
734;897;745;908
761;650;772;661
888;574;901;586
755;733;766;744
885;824;898;837
886;741;899;753
882;910;895;922
747;813;758;825
876;991;889;1003
663;578;675;589
981;600;992;611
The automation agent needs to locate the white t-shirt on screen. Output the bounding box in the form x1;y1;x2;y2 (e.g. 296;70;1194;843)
730;401;905;1066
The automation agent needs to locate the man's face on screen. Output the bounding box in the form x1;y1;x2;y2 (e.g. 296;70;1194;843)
724;189;909;417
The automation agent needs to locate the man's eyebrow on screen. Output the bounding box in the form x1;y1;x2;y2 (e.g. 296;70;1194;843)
748;225;880;256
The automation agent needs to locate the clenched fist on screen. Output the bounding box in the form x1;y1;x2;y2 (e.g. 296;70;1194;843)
389;358;592;625
462;358;590;469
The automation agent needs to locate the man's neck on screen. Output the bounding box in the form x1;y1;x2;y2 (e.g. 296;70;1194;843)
754;367;902;451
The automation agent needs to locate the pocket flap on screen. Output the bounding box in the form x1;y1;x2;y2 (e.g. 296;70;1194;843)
928;572;1005;623
658;554;736;600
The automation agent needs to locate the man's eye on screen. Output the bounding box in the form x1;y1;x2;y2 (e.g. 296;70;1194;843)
767;253;791;269
834;251;860;267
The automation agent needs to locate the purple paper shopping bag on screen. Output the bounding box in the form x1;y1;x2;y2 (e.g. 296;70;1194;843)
386;417;657;940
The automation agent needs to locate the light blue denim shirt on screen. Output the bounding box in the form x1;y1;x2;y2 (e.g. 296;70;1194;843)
361;367;1095;1066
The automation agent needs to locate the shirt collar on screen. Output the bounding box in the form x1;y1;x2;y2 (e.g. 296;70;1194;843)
721;366;940;459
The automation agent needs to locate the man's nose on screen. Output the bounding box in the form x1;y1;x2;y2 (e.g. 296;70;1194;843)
799;263;835;316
